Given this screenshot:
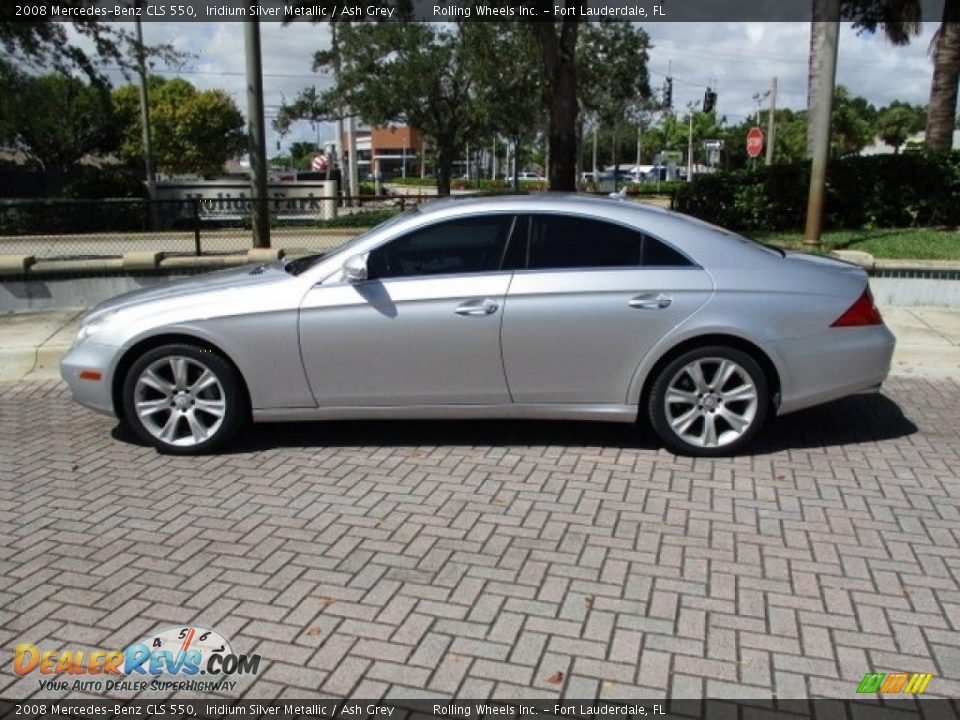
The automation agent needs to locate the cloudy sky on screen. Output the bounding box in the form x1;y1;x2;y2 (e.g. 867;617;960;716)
97;20;941;153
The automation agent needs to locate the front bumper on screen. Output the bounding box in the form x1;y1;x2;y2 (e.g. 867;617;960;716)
60;343;120;417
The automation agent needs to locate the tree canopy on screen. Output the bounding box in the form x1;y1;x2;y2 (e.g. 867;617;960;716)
113;76;246;177
0;72;116;173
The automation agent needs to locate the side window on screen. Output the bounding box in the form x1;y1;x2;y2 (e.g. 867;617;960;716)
528;215;642;269
367;215;516;280
525;215;692;270
643;235;693;267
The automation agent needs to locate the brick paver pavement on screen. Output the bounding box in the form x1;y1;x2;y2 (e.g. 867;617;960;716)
1;378;959;701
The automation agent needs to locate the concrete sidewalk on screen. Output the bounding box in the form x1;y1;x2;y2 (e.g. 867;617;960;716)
0;305;958;383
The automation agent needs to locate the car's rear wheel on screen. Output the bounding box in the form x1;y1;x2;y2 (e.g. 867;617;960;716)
648;346;769;456
122;344;246;455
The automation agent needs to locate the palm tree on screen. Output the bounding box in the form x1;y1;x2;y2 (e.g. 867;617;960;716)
805;0;922;157
925;0;960;149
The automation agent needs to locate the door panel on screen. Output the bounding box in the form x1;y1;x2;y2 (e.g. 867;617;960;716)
501;268;713;403
300;274;512;406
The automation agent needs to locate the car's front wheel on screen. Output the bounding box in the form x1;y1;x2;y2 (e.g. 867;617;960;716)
122;344;246;455
648;346;769;456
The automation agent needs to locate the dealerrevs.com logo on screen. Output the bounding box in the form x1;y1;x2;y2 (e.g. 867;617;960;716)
14;626;261;693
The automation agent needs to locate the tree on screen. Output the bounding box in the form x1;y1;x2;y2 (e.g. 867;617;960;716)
304;22;479;196
925;0;960;149
0;15;180;87
875;101;926;152
577;23;652;184
529;10;585;191
830;85;876;155
461;22;543;189
113;76;245;177
0;72;116;173
806;0;921;157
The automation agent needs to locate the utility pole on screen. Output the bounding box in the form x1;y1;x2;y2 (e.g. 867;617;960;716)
804;8;840;248
331;24;346;204
134;8;156;229
765;77;778;166
347;114;359;203
244;19;270;249
686;101;699;182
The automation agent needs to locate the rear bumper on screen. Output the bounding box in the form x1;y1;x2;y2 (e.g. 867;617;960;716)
772;324;896;415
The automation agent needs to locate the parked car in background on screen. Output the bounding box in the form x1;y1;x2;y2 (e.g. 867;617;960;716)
62;194;894;457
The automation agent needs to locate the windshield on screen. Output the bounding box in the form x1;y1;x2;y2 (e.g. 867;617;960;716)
285;206;420;275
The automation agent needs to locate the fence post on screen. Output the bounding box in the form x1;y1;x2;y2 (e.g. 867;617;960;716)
193;199;201;256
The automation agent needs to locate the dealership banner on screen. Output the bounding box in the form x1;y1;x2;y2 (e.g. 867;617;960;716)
2;0;947;23
2;699;958;719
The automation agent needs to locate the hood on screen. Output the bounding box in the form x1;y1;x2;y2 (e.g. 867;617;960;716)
87;262;288;319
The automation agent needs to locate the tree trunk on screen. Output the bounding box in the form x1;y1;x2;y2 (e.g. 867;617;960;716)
925;0;960;150
436;139;454;196
806;0;829;159
535;15;582;192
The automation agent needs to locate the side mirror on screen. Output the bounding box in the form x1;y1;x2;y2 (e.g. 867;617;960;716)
342;254;368;282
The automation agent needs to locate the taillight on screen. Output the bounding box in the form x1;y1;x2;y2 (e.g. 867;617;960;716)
832;288;883;327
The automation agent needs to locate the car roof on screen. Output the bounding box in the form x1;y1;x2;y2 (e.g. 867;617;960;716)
409;193;768;270
417;192;671;217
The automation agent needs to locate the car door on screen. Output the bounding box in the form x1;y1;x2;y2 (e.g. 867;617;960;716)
299;214;517;407
500;214;714;404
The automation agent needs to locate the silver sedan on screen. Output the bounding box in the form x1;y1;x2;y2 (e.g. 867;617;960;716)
61;194;895;457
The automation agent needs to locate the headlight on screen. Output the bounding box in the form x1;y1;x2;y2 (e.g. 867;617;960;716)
72;311;117;348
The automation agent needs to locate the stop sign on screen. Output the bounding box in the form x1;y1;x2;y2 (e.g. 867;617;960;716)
746;127;764;158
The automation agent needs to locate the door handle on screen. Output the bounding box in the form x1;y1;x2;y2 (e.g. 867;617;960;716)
629;293;672;309
455;298;499;316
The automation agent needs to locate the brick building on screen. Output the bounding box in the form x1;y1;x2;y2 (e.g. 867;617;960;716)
341;125;423;179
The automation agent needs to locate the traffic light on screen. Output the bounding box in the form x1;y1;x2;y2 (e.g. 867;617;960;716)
664;77;673;109
703;88;717;113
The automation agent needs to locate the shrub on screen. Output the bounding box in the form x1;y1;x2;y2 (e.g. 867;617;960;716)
61;166;148;199
674;151;960;232
0;199;148;235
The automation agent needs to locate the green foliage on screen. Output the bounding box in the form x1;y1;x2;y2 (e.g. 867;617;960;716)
113;76;246;177
61;166;147;199
315;208;400;228
390;177;438;186
830;86;877;157
674;152;960;232
0;14;182;88
0;199;148;235
451;178;515;191
751;228;960;260
0;72;116;173
578;23;652;130
875;101;926;152
311;23;478;195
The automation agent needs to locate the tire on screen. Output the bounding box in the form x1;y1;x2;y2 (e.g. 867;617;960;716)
122;343;247;455
648;345;769;457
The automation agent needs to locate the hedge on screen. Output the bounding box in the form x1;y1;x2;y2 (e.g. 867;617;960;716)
673;151;960;232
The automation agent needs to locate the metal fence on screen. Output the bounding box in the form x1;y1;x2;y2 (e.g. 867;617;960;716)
0;195;429;260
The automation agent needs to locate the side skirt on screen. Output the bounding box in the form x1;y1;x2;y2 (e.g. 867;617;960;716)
253;403;639;424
